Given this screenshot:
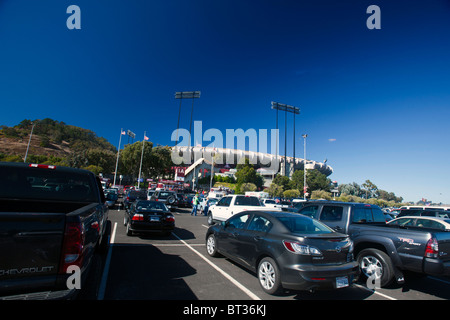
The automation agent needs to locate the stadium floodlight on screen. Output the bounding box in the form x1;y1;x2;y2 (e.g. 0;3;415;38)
175;91;201;146
271;102;300;176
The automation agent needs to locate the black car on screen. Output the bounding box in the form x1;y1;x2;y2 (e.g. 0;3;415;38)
205;211;358;295
124;200;175;236
124;190;147;210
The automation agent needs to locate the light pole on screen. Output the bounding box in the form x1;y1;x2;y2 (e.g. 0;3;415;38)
302;134;308;200
271;102;300;176
24;122;36;163
175;91;201;146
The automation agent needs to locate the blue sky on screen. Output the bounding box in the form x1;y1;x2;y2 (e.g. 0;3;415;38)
1;1;450;203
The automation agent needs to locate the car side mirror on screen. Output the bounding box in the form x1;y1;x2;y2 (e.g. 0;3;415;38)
221;221;228;228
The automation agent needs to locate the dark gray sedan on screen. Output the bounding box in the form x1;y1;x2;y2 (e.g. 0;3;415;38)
205;211;359;295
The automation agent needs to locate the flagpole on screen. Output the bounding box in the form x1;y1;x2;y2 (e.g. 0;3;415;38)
137;131;146;189
113;128;124;187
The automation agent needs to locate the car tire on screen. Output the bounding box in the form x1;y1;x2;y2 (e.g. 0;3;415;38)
126;222;133;236
257;257;282;295
206;234;220;257
207;212;214;225
357;248;394;288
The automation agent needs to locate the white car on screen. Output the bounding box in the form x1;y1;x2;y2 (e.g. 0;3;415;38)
261;198;282;209
207;195;282;225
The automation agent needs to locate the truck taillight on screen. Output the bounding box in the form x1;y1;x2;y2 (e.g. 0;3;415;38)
425;238;439;258
29;163;56;169
59;221;85;274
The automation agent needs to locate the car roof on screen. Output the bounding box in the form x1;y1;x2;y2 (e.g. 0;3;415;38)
301;200;380;207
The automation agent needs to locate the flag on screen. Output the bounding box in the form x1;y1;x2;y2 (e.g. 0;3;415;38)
121;130;126;135
144;135;149;141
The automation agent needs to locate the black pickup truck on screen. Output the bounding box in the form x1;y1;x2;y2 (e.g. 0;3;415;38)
297;201;450;287
0;162;109;299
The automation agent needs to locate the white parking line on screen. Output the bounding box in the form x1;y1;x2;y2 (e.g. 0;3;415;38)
172;233;262;300
353;283;397;300
97;222;117;300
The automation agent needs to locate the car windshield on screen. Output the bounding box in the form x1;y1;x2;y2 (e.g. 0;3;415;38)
278;215;334;234
234;196;261;206
135;201;168;211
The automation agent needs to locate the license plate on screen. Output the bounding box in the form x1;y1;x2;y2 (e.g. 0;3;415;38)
150;216;160;222
336;276;349;288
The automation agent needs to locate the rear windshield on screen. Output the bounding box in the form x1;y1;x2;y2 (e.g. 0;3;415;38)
135;201;168;211
278;215;334;234
0;165;97;202
234;196;261;206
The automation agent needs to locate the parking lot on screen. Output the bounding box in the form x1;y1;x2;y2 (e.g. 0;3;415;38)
78;206;450;302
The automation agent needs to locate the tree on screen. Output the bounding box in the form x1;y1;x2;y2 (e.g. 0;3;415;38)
241;183;257;192
283;189;300;199
311;190;332;200
267;183;284;198
361;179;378;199
234;158;264;189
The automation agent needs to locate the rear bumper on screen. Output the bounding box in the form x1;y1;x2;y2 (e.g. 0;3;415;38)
423;258;450;276
129;221;175;233
0;288;77;300
281;261;359;291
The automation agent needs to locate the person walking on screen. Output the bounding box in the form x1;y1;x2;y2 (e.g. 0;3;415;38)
191;193;199;216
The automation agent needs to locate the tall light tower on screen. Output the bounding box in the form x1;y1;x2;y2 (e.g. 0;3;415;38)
175;91;201;146
271;102;300;176
302;133;308;199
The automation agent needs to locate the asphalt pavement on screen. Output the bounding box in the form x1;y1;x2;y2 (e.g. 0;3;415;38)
78;206;450;302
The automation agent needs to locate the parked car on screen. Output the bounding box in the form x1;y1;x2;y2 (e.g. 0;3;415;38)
388;216;450;231
260;198;282;209
205;210;358;294
207;195;281;225
0;162;110;299
124;190;147;210
397;208;449;218
297;201;450;287
150;190;178;211
123;200;175;236
104;188;118;208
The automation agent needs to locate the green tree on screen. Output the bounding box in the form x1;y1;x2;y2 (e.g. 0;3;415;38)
283;189;300;199
267;183;284;198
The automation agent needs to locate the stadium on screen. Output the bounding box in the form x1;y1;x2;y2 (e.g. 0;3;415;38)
172;146;333;188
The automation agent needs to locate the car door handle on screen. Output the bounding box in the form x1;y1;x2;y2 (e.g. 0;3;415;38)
254;236;262;241
232;232;239;238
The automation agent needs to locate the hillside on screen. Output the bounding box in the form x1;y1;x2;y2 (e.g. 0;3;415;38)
0;118;117;173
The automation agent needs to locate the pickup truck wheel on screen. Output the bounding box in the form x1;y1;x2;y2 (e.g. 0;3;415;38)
357;248;394;288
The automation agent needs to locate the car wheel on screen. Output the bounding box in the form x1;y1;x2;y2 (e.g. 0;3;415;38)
206;234;220;257
258;257;282;295
126;222;133;236
207;212;214;225
357;248;394;288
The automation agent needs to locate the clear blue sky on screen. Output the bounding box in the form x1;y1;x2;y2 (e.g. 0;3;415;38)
1;1;450;203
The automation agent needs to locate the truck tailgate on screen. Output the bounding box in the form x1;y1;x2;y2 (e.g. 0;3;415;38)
0;212;65;289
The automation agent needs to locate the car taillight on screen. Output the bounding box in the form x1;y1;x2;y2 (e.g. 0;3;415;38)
59;221;85;274
425;238;439;258
132;214;144;221
166;215;175;223
283;240;322;256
